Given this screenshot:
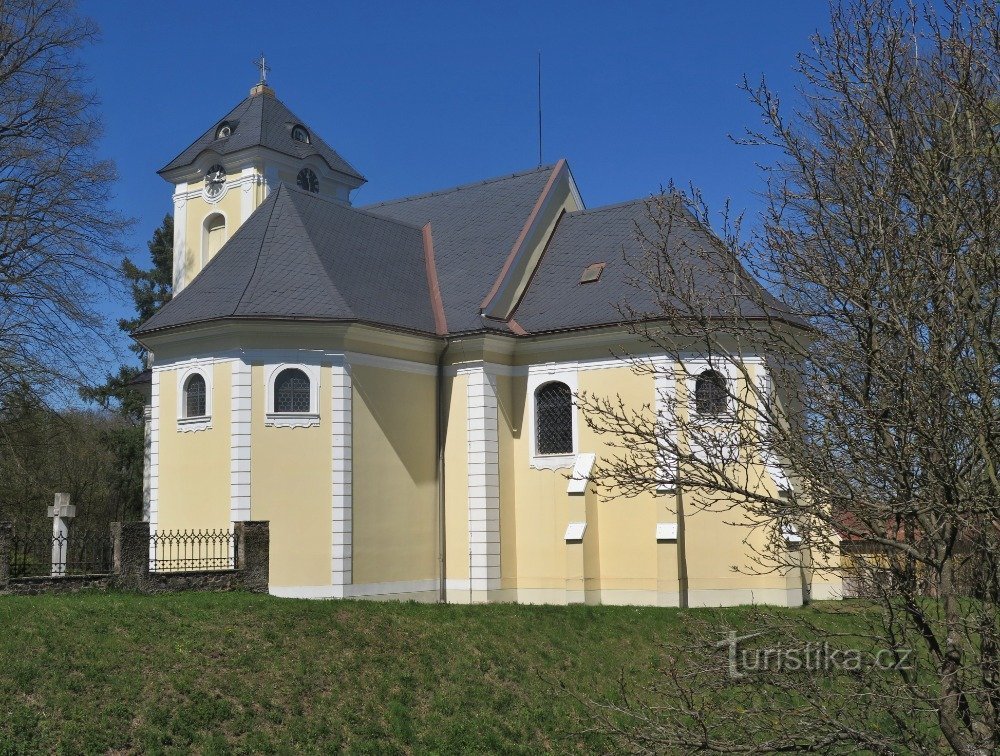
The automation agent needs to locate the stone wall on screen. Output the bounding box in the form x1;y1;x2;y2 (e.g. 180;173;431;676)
0;520;269;596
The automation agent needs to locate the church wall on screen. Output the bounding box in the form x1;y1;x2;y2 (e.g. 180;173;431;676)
155;361;232;533
350;365;438;588
443;373;470;593
250;363;333;589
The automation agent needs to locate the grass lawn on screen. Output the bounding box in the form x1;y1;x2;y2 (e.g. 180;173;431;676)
0;592;856;754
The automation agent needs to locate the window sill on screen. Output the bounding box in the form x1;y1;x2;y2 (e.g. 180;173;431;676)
177;416;212;433
265;412;320;428
530;453;575;471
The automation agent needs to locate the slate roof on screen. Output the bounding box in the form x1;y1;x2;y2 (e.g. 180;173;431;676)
159;91;365;182
135;184;434;335
363;165;555;334
511;198;803;334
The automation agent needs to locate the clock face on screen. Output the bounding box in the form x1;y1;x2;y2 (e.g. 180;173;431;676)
205;164;226;198
297;168;319;193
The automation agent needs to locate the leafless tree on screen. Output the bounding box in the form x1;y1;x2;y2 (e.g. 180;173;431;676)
577;1;1000;752
0;0;128;403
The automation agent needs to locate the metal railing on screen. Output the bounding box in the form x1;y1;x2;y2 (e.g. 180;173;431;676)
149;529;236;573
10;529;113;578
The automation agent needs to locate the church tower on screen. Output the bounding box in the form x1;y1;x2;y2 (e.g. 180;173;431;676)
158;64;365;292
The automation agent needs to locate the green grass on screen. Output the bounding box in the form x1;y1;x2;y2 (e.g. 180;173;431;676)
0;592;856;754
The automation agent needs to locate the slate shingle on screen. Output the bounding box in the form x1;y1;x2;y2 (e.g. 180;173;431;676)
159;93;364;182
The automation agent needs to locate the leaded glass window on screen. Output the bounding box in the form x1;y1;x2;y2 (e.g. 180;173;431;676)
535;381;573;455
184;374;207;418
695;369;728;416
274;368;311;413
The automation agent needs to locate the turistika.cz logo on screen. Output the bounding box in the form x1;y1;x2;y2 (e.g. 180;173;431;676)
715;631;914;679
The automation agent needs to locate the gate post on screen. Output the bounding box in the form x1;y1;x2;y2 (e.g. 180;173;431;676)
0;521;12;589
112;521;150;590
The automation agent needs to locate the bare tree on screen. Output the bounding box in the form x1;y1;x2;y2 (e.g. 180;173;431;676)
577;1;1000;752
0;0;128;403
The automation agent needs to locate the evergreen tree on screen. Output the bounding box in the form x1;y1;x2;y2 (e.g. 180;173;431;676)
82;214;173;420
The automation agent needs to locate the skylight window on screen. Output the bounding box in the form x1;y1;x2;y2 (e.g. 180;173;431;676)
580;262;606;284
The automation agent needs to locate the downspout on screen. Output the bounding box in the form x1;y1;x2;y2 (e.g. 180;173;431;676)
436;339;450;603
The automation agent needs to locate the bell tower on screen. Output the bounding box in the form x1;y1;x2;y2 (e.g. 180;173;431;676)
157;58;366;292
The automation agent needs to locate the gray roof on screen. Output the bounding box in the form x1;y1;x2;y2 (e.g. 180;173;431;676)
135;184;435;335
511;198;802;334
364;165;555;333
159;91;365;182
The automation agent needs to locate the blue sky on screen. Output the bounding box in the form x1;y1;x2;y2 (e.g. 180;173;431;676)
78;0;829;361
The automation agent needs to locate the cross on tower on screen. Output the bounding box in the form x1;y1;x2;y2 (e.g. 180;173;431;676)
253;53;270;86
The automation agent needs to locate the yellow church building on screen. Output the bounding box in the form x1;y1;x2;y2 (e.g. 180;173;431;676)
134;79;839;606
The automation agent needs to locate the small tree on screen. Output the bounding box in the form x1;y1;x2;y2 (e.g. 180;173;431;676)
578;1;1000;752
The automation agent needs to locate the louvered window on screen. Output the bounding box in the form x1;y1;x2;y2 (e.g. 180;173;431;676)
184;374;207;418
535;382;573;455
275;368;311;413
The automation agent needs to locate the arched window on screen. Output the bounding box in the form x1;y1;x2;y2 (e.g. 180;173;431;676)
535;381;573;455
695;369;728;416
184;374;207;418
204;213;226;264
274;368;311;413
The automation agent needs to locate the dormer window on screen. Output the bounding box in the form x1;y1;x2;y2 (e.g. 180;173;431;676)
291;125;310;143
216;122;232;139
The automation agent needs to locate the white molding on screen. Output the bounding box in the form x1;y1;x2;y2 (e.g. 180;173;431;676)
654;370;677;492
467;366;501;595
331;360;353;594
172;183;188;293
566;453;596;494
230;359;252;522
527;364;579;469
175;364;213;431
263;362;321;426
270;579;436;600
344;351;438;376
755;367;792;492
148;372;160;534
240;167;261;223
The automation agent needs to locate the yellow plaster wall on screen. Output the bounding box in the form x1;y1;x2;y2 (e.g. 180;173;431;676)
179;173;258;289
444;373;469;583
250;364;332;588
351;365;438;585
156;363;232;533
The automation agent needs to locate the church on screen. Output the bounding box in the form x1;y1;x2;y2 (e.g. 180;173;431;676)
134;75;840;606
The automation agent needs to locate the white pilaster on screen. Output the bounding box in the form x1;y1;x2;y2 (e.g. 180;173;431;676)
240;167;258;223
148;370;160;533
467;367;501;598
654;368;677;492
230;359;252;522
331;360;353;595
172;183;188;293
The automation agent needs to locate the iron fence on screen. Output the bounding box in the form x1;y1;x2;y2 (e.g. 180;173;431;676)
149;529;236;573
10;529;113;578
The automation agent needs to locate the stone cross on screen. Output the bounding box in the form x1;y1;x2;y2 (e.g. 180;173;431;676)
46;492;75;577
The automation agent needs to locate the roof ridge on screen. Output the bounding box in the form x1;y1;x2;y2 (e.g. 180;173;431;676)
281;182;427;231
232;183;283;316
363;163;559;209
566;195;654;216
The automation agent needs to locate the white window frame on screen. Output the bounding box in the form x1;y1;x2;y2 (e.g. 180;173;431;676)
176;365;213;432
265;362;321;428
527;364;579;470
684;359;739;464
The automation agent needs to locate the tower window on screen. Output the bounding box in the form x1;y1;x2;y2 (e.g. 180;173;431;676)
274;368;311;413
291;125;310;143
535;381;573;455
184;374;207;418
203;213;226;264
216;122;232;139
695;369;728;416
296;167;319;193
